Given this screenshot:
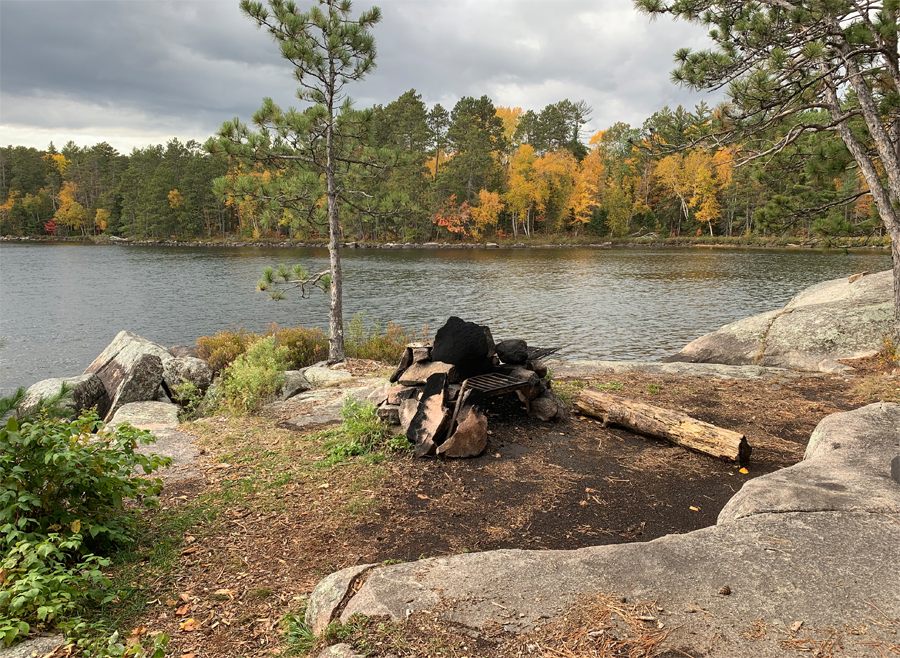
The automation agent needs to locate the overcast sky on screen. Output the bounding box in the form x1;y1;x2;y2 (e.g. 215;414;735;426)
0;0;722;153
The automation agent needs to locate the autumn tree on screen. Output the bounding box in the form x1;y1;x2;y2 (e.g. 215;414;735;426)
635;0;900;341
209;0;382;362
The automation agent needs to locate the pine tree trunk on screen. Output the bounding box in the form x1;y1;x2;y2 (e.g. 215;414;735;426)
325;91;345;363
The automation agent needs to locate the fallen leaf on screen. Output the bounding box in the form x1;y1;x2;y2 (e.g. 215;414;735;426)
318;483;330;488
176;604;191;616
70;519;82;534
214;588;235;600
181;654;196;658
739;467;749;474
689;506;700;512
791;620;803;633
179;593;191;603
585;487;597;493
184;535;196;544
181;546;199;556
417;494;429;500
180;618;202;632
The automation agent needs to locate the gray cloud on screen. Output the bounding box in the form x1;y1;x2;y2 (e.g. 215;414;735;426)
0;0;721;151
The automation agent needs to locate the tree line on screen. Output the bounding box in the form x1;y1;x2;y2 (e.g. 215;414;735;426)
0;101;885;245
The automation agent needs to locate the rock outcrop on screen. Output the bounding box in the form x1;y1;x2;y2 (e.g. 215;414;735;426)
665;269;894;372
14;373;110;419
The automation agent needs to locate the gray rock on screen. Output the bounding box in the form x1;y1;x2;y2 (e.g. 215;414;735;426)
168;345;198;359
666;270;893;372
377;404;401;425
15;373;109;419
496;339;529;365
545;359;803;380
437;405;487;458
0;635;67;658
719;402;900;524
528;360;549;378
397;360;457;386
304;366;354;388
337;511;900;657
315;645;364;658
163;356;213;399
411;346;432;363
367;384;391;406
530;392;559;422
893;456;900;485
106;401;180;431
84;331;169;420
281;370;312;400
305;564;375;635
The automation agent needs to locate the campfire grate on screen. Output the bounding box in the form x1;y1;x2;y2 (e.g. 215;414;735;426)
465;372;533;396
525;346;560;361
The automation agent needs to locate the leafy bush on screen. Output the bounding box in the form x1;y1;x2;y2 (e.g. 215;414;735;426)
316;397;412;467
267;324;329;368
0;410;169;645
219;336;290;414
196;328;259;373
0;533;111;644
0;413;169;549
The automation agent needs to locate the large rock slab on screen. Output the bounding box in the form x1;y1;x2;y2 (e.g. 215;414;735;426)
84;331;170;420
304;366;354;388
437;405;487;458
14;373;109;419
397;360;457;386
105;401;199;478
719;402;900;523
339;512;899;657
305;564;375;635
0;635;67;658
665;270;894;372
544;359;803;380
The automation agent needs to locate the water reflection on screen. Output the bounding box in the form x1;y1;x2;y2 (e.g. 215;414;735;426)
0;243;891;394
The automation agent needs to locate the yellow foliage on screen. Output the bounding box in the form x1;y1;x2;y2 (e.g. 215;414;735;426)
168;189;185;210
55;182;86;230
495;106;523;145
45;154;69;175
94;208;110;232
470;189;504;237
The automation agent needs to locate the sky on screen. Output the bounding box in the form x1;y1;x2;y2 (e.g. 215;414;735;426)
0;0;723;153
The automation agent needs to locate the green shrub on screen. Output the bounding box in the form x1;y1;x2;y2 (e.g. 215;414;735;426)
0;411;169;645
219;336;290;414
196;328;259;373
0;533;111;644
267;324;329;368
0;413;170;550
316;397;412;467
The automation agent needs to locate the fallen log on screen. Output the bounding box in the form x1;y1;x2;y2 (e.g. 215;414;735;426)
575;388;751;465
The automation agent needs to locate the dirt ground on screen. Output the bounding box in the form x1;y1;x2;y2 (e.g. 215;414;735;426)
124;358;897;658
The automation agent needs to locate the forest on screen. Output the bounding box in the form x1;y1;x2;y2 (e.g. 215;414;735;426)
0;91;886;244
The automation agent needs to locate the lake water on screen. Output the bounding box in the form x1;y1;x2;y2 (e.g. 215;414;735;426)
0;243;892;395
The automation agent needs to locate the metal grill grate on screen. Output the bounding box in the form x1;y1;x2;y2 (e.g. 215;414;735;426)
525;346;560;361
465;373;532;396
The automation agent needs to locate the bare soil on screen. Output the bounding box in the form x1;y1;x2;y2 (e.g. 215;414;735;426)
124;358;895;658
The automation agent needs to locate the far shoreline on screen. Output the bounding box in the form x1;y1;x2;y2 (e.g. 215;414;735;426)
0;234;891;251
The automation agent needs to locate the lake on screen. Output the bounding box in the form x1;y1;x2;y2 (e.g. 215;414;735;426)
0;243;892;395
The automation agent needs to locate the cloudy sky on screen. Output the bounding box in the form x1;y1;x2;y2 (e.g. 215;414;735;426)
0;0;722;153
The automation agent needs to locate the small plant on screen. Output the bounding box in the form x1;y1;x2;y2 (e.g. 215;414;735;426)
647;383;661;394
596;382;624;391
877;335;899;368
315;397;412;467
218;336;290;414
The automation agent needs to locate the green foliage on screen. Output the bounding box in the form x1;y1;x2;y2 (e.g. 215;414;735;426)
196;328;260;373
0;387;25;420
315;397;412;467
282;612;317;655
345;313;428;364
218;336;290;414
0;533;111;644
0;412;169;646
0;413;169;550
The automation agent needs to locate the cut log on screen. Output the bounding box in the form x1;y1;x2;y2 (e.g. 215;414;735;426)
575;388;751;465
